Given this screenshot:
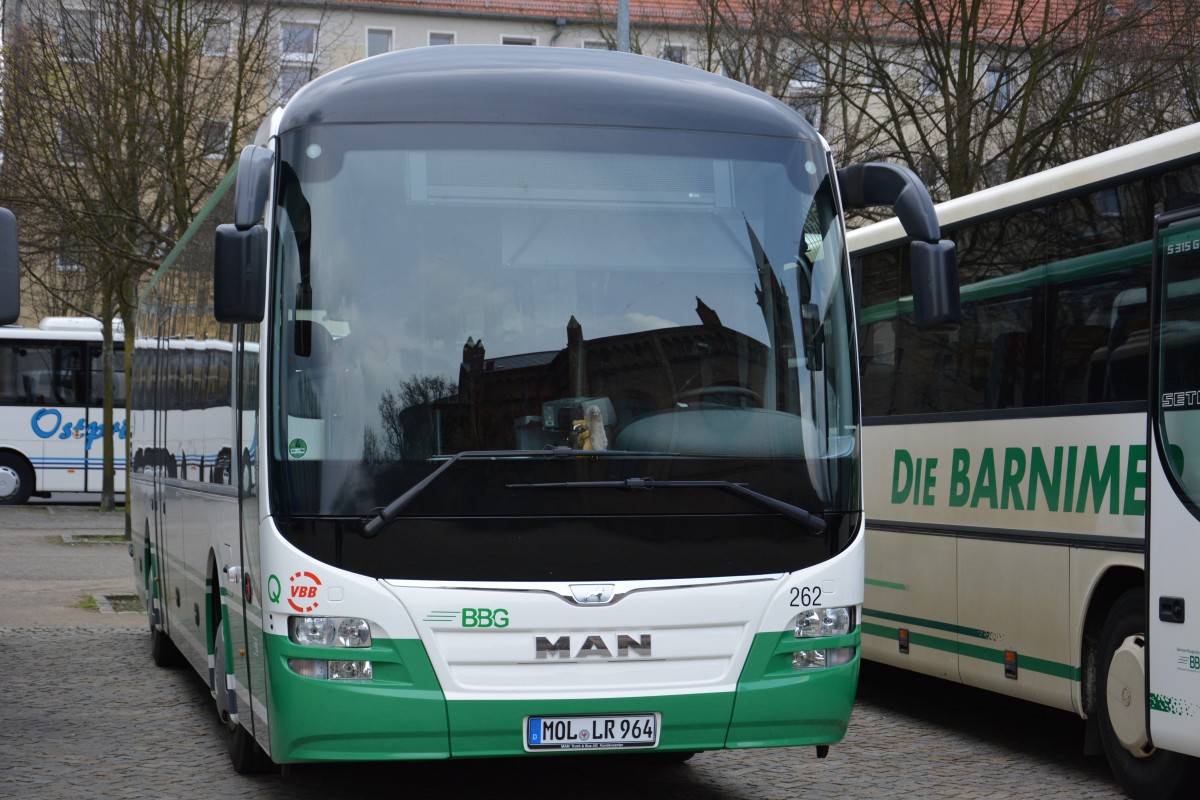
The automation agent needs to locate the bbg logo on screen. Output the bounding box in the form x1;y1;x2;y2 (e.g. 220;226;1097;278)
462;608;509;628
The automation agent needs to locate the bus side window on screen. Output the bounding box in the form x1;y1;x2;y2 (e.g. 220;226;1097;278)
54;346;84;405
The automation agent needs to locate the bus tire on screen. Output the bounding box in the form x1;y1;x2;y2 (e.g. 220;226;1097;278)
1097;589;1200;799
0;452;34;505
148;559;182;667
215;618;272;774
150;618;182;668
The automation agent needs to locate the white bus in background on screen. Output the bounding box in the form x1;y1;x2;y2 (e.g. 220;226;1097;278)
129;336;255;486
848;123;1200;799
0;316;126;503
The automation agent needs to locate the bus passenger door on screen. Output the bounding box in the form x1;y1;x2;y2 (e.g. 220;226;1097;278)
234;326;268;750
1148;209;1200;760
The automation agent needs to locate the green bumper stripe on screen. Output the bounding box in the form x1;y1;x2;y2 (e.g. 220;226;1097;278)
862;621;1081;682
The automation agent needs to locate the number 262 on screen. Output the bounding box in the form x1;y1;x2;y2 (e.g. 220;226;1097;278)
790;586;822;607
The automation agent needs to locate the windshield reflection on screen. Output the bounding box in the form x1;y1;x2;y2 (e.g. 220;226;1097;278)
270;123;857;516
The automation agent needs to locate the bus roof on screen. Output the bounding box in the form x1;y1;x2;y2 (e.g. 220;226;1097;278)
279;45;816;142
847;122;1200;253
0;317;124;342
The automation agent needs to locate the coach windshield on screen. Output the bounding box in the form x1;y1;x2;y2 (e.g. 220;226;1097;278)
268;122;859;571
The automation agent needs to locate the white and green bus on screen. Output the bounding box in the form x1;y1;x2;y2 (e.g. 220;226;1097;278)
28;46;957;772
849;123;1200;799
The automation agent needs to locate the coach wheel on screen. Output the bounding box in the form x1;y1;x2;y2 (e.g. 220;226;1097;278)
149;610;182;667
0;453;34;505
215;618;272;774
147;553;182;667
1097;589;1200;799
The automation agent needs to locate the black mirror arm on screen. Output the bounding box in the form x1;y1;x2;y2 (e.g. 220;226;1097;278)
837;162;942;242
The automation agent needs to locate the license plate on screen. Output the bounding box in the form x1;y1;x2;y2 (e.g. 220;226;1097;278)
525;713;660;750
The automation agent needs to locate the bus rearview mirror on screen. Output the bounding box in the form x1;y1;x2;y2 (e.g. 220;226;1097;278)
234;145;273;230
910;239;960;331
0;208;19;326
214;223;267;323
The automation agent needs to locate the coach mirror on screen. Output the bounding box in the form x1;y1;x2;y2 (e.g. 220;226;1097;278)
214;146;271;324
837;161;961;331
0;208;20;326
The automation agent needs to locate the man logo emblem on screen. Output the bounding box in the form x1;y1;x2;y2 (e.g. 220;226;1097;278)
570;584;615;605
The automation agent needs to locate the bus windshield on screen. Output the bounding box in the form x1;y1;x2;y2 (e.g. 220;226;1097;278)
269;122;857;519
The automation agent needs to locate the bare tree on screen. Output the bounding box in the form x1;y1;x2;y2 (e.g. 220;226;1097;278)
688;0;1200;201
0;0;282;513
797;0;1200;198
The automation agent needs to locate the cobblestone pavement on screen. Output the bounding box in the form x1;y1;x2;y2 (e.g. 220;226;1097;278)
1;502;1128;799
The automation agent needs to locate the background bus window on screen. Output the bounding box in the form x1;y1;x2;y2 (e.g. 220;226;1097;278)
88;345;126;406
0;343;85;405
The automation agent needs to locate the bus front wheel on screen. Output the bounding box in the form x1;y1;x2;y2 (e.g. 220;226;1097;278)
1097;589;1200;800
0;453;34;505
214;618;272;774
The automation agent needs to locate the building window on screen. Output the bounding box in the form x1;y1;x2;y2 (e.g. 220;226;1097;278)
204;21;231;57
59;8;96;61
662;44;686;63
583;40;614;50
281;21;318;61
920;62;940;96
502;36;537;46
56;235;84;273
58;115;86;166
429;31;455;46
279;65;310;103
788;55;822;90
985;66;1014;109
199;119;230;159
367;28;392;58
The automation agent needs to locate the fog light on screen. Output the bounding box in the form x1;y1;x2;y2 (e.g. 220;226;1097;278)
793;647;856;670
826;646;856;667
288;658;373;681
793;649;826;670
289;616;372;647
289;658;329;679
330;660;373;681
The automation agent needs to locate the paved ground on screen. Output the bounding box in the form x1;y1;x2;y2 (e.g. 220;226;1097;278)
0;500;1128;799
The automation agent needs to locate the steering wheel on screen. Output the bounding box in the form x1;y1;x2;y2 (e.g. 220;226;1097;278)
674;386;763;408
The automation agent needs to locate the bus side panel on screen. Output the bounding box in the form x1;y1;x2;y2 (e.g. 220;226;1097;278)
957;538;1074;711
862;527;960;682
1148;450;1200;757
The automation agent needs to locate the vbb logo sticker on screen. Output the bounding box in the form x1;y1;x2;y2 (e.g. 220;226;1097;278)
287;571;322;612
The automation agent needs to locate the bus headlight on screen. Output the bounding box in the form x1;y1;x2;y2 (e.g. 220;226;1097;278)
288;658;373;681
794;606;854;639
289;616;373;648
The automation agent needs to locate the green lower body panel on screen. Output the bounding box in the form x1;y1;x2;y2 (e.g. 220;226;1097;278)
265;630;859;762
267;636;450;762
726;629;860;748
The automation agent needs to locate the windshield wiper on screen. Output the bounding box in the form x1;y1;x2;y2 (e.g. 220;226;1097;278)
360;448;674;538
507;477;827;534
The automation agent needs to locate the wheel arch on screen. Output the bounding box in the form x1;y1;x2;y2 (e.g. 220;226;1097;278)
0;447;36;502
1081;565;1144;718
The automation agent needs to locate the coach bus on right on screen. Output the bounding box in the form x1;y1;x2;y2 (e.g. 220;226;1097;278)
848;123;1200;799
